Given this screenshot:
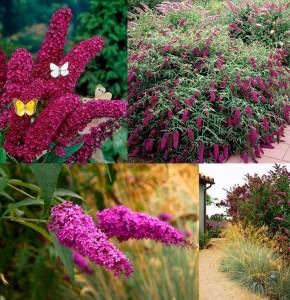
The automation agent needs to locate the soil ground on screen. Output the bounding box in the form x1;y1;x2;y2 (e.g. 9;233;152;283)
199;238;266;300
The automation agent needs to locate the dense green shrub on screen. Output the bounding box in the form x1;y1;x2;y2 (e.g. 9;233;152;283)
75;0;127;99
227;0;290;49
128;3;289;162
220;165;290;254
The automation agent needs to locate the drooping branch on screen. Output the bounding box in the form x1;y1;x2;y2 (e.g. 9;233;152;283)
56;100;127;143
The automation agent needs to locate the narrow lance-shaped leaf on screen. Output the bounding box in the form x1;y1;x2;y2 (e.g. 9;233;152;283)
51;233;75;283
30;164;61;215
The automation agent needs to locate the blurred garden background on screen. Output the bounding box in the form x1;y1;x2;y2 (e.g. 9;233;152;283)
0;0;127;161
0;164;198;300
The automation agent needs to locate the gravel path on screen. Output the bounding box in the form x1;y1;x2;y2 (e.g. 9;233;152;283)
199;238;266;300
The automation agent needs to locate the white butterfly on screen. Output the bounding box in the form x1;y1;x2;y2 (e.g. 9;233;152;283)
50;62;69;78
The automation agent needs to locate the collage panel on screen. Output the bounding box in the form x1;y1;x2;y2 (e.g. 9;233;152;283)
0;0;289;300
128;0;289;163
199;163;290;300
0;0;127;163
0;164;199;300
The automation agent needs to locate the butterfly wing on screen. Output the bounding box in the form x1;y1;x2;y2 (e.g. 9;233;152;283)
25;100;38;116
14;99;26;117
50;63;60;78
100;92;112;100
95;84;106;97
60;62;69;76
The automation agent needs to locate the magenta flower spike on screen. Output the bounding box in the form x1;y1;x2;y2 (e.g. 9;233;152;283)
48;201;133;277
72;251;93;274
0;8;127;162
33;8;73;79
0;49;6;93
97;205;187;246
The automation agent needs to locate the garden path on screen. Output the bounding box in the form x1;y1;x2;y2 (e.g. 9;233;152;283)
199;238;265;300
227;125;290;163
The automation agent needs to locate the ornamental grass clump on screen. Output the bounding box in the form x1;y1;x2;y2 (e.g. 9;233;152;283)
128;1;290;162
48;201;188;277
220;239;290;299
0;8;127;163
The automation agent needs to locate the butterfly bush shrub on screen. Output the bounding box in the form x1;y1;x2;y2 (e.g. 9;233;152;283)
227;0;290;49
0;8;127;163
128;1;290;162
48;201;189;277
220;165;290;256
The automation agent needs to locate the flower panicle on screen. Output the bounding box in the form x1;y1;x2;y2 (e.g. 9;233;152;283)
97;205;188;246
48;201;133;277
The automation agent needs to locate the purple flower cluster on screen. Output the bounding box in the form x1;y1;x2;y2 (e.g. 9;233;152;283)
49;202;188;277
97;205;187;246
67;119;121;163
48;201;133;277
0;49;7;93
0;8;127;162
72;251;93;274
158;212;172;222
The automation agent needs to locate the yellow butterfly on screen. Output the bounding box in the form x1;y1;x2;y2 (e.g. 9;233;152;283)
14;99;38;117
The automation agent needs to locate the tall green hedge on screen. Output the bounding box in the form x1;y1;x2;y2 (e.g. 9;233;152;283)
75;0;127;99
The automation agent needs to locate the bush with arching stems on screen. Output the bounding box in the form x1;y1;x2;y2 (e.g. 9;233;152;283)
227;0;290;50
220;165;290;256
128;1;290;163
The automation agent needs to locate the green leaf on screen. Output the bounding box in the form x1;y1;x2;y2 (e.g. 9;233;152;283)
30;164;61;215
9;179;40;192
0;176;8;192
0;191;14;201
46;142;84;163
53;188;83;200
112;127;128;160
95;190;105;211
51;233;74;283
1;198;43;218
15;220;51;241
0;147;7;163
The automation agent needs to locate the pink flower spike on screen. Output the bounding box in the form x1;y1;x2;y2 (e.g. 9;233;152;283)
33;8;73;79
197;142;204;162
0;48;7;93
173;131;179;150
188;127;194;142
213;144;219;160
196;117;203;131
97;206;187;246
48;201;133;277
